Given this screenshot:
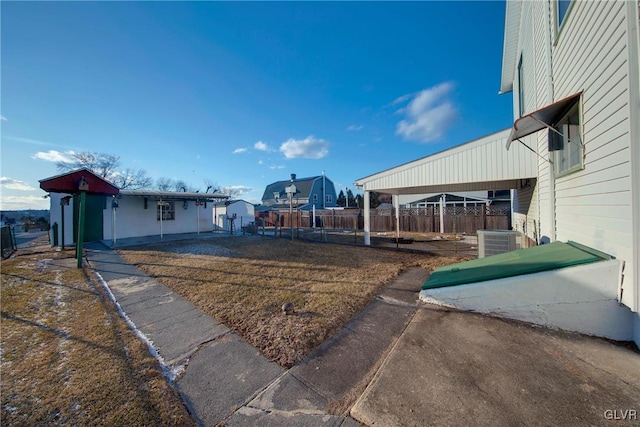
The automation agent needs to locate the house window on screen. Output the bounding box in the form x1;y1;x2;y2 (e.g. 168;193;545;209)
518;55;525;117
557;0;572;28
550;103;583;176
157;202;175;221
325;195;332;204
313;194;318;202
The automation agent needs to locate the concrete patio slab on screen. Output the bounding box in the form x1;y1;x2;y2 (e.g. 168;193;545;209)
351;306;640;426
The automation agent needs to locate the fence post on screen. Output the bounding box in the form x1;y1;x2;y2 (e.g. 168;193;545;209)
482;205;487;229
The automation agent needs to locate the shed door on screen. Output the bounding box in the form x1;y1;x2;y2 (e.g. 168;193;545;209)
73;194;105;242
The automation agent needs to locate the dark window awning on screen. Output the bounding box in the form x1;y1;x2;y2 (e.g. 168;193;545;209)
506;92;582;149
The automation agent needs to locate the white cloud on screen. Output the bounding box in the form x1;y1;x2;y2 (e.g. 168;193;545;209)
269;164;286;170
346;124;364;131
233;148;248;154
254;141;271;151
258;160;264;165
0;195;49;210
279;136;329;159
0;115;7;121
394;82;457;143
32;150;75;163
0;177;36;191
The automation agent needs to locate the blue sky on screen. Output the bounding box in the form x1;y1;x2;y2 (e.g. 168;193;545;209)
1;1;513;210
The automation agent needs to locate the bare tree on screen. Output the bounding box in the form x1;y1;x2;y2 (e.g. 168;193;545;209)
57;151;152;190
115;168;153;190
220;186;242;199
155;177;175;191
155;177;196;192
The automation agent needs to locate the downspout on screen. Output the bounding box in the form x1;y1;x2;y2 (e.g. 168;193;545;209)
626;0;640;311
546;0;557;242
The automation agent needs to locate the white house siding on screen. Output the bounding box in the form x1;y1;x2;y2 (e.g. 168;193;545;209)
510;1;556;243
549;0;636;310
49;193;75;246
103;197;214;240
215;201;255;232
511;178;538;240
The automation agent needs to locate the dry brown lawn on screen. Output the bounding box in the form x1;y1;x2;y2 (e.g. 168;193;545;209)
118;236;461;367
1;243;193;426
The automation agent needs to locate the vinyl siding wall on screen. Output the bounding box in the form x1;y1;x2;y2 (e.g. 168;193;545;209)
552;0;635;308
512;178;538;241
511;0;554;242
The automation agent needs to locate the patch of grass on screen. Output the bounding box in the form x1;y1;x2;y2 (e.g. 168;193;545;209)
118;237;458;367
1;246;193;426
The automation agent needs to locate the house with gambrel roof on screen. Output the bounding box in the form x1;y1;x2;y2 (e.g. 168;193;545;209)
261;173;337;211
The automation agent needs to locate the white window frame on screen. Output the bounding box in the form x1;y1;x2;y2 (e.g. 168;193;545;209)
157;201;176;221
551;103;583;177
555;0;574;40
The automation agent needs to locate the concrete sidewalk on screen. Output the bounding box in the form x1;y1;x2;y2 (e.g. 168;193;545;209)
85;241;640;427
86;242;424;426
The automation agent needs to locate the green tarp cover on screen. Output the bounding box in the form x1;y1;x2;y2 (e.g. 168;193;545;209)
422;241;611;290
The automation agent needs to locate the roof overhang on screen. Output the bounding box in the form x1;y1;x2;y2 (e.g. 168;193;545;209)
499;0;522;94
506;92;582;149
119;189;229;201
39;168;120;195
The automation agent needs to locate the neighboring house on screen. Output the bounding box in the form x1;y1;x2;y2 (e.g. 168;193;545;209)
40;169;229;245
375;203;394;210
356;1;640;346
212;200;256;232
501;0;639;343
261;173;337;211
403;191;511;208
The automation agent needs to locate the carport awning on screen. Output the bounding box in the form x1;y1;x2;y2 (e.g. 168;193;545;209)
422;241;611;290
506;92;582;150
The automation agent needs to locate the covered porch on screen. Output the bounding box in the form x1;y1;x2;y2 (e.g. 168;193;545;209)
354;129;538;245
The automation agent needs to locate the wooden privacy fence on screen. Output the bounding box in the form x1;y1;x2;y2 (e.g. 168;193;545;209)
257;206;510;234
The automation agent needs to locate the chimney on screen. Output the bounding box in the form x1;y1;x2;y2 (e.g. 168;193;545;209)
291;173;296;181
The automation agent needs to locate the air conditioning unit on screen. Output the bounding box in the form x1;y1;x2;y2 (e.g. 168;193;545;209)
477;230;521;258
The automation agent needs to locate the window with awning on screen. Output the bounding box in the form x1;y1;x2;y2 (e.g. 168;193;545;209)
506;93;583;177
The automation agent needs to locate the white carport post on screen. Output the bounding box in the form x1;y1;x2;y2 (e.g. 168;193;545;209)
393;194;400;241
364;189;371;246
439;194;446;234
111;197;117;247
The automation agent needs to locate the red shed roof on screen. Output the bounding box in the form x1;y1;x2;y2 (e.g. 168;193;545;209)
39;168;120;195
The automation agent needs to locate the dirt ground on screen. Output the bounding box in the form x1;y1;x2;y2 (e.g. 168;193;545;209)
118;236;466;367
